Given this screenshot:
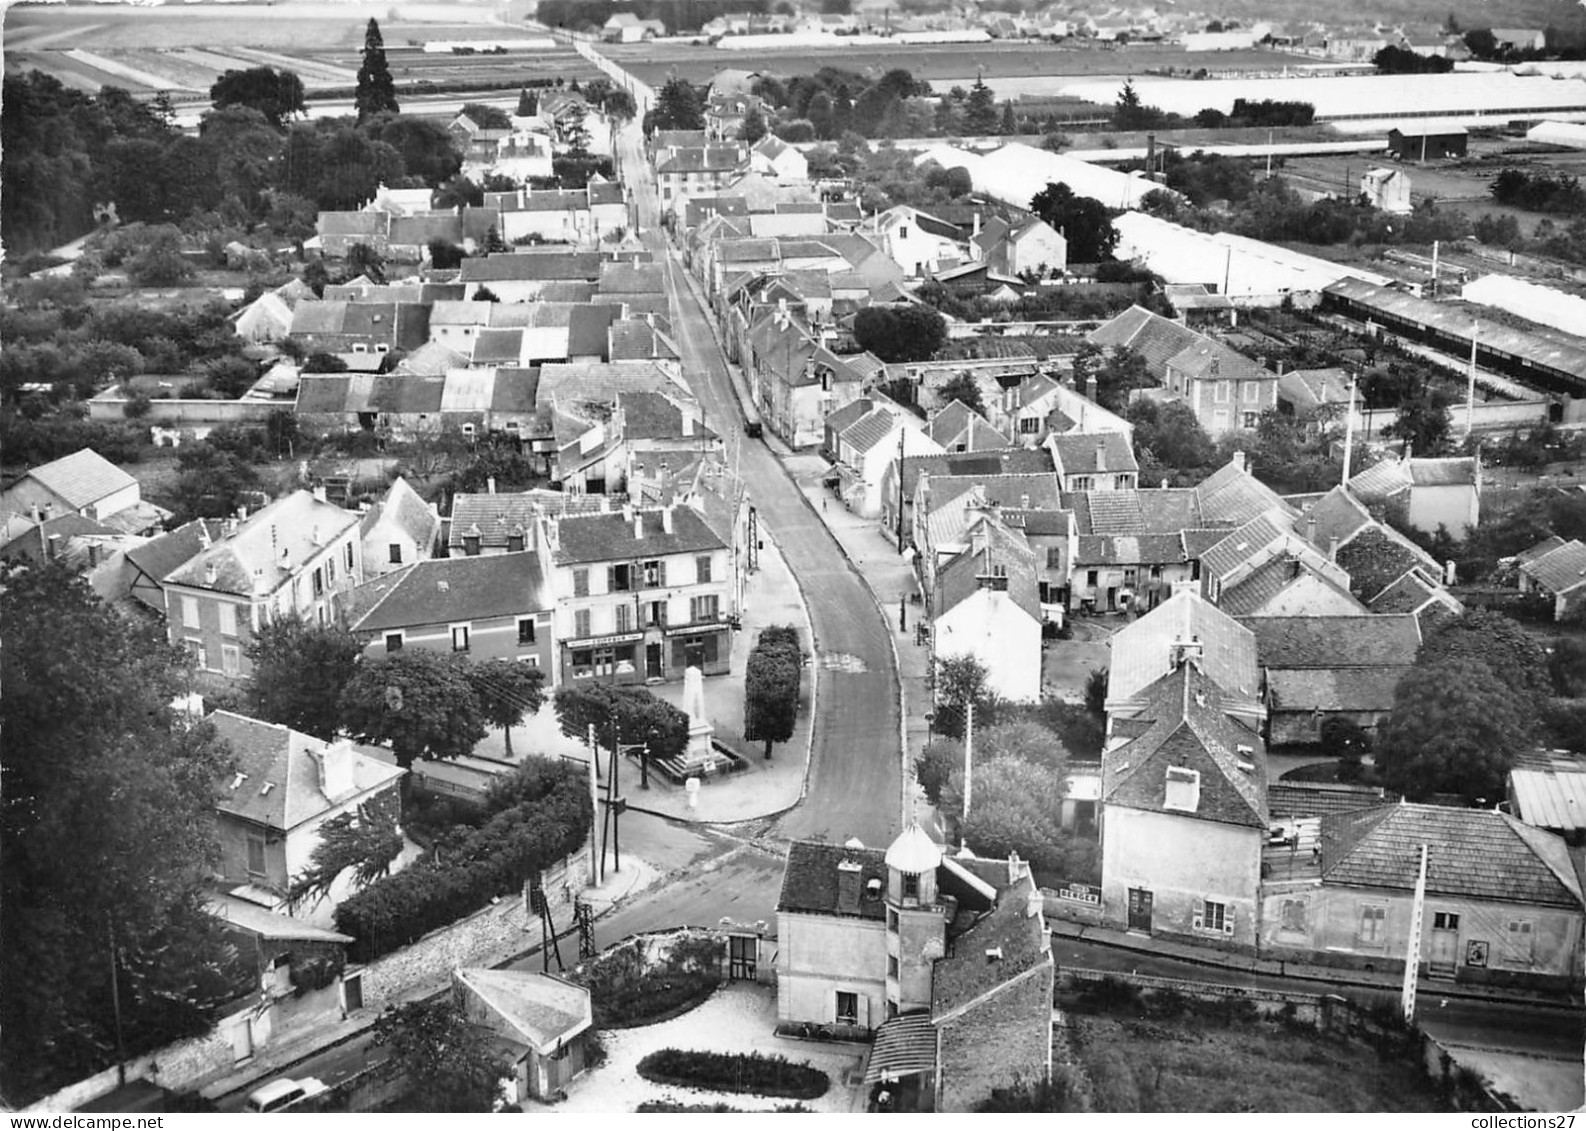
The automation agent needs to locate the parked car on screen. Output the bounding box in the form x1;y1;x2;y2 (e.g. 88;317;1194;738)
243;1077;328;1113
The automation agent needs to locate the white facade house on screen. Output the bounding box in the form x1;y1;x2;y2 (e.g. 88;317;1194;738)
750;136;809;182
862;206;968;280
1360;168;1411;214
829;401;944;518
932;515;1043;702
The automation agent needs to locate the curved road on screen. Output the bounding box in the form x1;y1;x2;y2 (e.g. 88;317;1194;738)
616;120;904;849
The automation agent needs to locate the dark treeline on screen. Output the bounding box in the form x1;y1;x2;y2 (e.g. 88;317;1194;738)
536;0;769;33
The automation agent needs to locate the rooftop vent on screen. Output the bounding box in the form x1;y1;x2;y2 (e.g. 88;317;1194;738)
984;946;1003;964
260;781;275;795
438;580;450;592
230;773;248;791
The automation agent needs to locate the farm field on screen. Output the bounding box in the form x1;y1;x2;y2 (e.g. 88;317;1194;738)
604;41;1299;89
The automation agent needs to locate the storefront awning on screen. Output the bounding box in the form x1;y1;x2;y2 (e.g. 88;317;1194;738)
864;1013;936;1083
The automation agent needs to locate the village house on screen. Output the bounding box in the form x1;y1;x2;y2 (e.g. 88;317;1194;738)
1516;537;1586;622
1048;433;1140;493
749;135;809;182
162;491;364;679
452;969;595;1104
1300;485;1447;604
1238;615;1421;747
1104;590;1264;731
544;503;735;685
879;447;1054;551
973;215;1068;277
555;390;720;496
912;471;1062;576
932;514;1044;702
1100;659;1268;952
827;399;945;518
1348;454;1482;540
704;92;763;141
928;400;1010;453
349;552;554;674
744;306;866;449
1063;488;1205;615
447;489;607;558
2;447;147;528
1000;506;1075;618
208;710;406;928
862;206;971;280
776;829;1054;1112
1259;803;1584;991
358;477;440;579
1360;167;1412;214
287;301;431;358
1198;511;1349;609
655;146;750;207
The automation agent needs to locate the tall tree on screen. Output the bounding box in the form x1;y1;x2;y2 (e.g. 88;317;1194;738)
1377;657;1531;803
209;66;306;130
370;999;512;1112
738;105;768;144
285;803;404;913
554;682;689;763
1417;609;1553;706
244;617;363;739
1;565;244;1100
646;77;705;133
469;659;547;756
1029;181;1118;263
744;625;804;759
355;18;400;123
339;651;488;770
852;304;947;364
933;653;1003;739
964;77;999;135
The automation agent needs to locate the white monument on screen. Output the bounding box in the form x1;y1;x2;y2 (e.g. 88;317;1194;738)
681;665;717;771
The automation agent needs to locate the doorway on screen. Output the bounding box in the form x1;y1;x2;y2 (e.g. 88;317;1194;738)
341;970;363;1014
1429;911;1460;977
646;642;663;679
1127;888;1153;933
728;934;756;980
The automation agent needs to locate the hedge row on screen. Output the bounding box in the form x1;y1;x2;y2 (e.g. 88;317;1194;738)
636;1049;830;1100
335;759;591;963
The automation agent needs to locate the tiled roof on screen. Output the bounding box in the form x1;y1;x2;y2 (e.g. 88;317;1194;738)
567;305;620;359
454;968;591;1052
1239;614;1421;669
1279;367;1352;408
895;449;1052;497
317;211;387;237
1348;457;1415;501
361;477;439;552
537;361;681;407
924;473;1061;513
1103;663;1268;828
608;319;678;361
1196;457;1297;526
472;328;524;365
1335;526;1438;601
1517;535;1568;565
1267;781;1399;822
458;252;603;283
14;448;138;510
933;516;1041;622
931;870;1050;1020
1075;532;1185;566
368;374;445;415
1519;539;1586;595
165;491;362;598
1079;491;1144;534
826;397;874;437
1087;305;1201;378
929;400;1010;451
1165;339;1273;386
1321;803;1583;908
777;841;888;920
1301;486;1374;549
840;408;902;455
449;491;603;551
491;367;541;415
398;341;470;376
599;262;666;295
1182;526;1236;558
1199;513;1294;583
389;213;463;247
123;519;225;606
617;390;712;442
209;710;403;831
351;552;549;633
1217;555;1361;616
657;146;746;175
551;505;725;565
1000;508;1071;537
1050;433;1139;477
1267;667;1406;714
1108;590;1260;705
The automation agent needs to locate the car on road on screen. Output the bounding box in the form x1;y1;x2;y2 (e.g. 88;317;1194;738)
244;1077;328;1113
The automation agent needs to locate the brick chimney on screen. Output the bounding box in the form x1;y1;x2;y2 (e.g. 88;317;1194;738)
314;739;357;802
1303;515;1317;545
662;505;674;535
1084;375;1098;402
836;858;862;914
1231;450;1247;473
634;509;645;540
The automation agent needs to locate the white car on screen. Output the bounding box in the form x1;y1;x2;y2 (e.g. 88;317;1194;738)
243;1077;328;1113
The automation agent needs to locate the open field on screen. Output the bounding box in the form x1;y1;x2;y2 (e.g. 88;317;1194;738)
1064;1005;1455;1112
605;41;1299;88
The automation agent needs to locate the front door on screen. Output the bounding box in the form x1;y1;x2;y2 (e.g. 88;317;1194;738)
729;934;756;980
1127;887;1154;932
646;642;663;679
341;970;363;1014
1429;911;1460;976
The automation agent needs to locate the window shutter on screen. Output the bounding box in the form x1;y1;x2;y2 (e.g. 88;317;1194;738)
1192;911;1204;930
658;560;667;586
607;566;616;592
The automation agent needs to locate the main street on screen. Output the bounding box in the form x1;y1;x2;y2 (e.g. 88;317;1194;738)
615;116;906;849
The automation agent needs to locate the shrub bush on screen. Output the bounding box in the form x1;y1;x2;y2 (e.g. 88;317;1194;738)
334;759;590;962
636;1049;830;1100
572;934;722;1028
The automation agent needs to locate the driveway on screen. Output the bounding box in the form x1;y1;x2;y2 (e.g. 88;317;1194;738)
531;983;868;1114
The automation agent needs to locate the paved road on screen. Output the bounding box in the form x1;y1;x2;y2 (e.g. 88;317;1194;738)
616;119;905;849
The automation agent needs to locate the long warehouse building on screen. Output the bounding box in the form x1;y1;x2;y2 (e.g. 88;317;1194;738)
1322;277;1586;397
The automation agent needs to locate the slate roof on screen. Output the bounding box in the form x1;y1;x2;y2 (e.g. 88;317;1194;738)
472;328;524;366
1050;433;1139;478
826;396;874;438
934;516;1041;622
537;361;681;408
1165;339;1273;386
368;374;445;415
599;262;666;295
1368;569;1447;614
929;400;1009;451
1216;555;1361;616
617;390;712;442
1075;532;1186;566
1267;781;1399;822
14;448;138;511
685;196;751;228
551;505;725;565
778;841;888;920
492;367;541;415
1519;539;1586;595
895;449;1053;497
165;491;361;598
1267;668;1406;714
124;519;225;606
1182;526;1236;558
458;252;603;283
1108;590;1260;705
398;340;471;376
352;552;548;633
454;968;591;1053
1279;367;1353;408
923;472;1061;513
1000;508;1071;537
1321;803;1583;908
1102;663;1268;829
840;408;903;455
657;146;747;175
390;213;463;247
1199;513;1296;583
209;710;403;831
1239;615;1421;670
1348;457;1415;501
608;319;678;362
931;870;1050;1020
1302;486;1374;549
568;305;620;358
449;491;603;552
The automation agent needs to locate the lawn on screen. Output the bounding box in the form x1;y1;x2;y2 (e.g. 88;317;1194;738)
1063;1003;1458;1113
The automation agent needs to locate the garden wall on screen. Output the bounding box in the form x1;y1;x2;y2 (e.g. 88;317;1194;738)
1057;965;1335;1024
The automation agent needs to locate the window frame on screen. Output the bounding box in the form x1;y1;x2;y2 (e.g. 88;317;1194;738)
389;543;403;565
1504;918;1535;964
218;601;238;638
574;608;592;639
1358;902;1388;947
573;568;590;598
696;554;713;584
451;624;471;652
221;643;241;677
385;632;404;653
246;833;268;878
517;618;536;646
834;990;859;1027
182;595;201;629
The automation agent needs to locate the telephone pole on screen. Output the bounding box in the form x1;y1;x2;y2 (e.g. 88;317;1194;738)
1401;845;1429;1023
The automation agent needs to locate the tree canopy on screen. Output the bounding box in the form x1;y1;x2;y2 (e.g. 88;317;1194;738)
554;682;689;762
1417;609;1552;706
371;999;512;1112
339;650;489;769
1;565;245;1099
852;304;947;363
938;372;986;417
244;617;363;739
209;66;306;130
1030;181;1118;264
646;77;706;133
356;18;400;122
1377;657;1531;803
744;625;804;758
469;658;547;756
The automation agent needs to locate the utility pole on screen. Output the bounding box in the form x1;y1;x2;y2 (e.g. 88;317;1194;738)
1342;375;1358;485
586;723;600;885
1401;844;1429;1023
1466;322;1479;436
962;699;975;837
896;425;907;550
107;919;127;1087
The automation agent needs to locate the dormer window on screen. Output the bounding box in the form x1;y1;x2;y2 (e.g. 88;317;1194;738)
1164;766;1200;813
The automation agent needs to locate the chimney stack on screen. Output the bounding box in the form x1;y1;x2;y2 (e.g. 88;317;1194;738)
1095;439;1107;473
682;412;693;437
29;503;40;525
1303;515;1316;545
206;562;218;585
634;509;644;540
1231;450;1247;473
836;859;862;915
1085;375;1098;402
1328;536;1339;562
312;484;328;503
46;533;61;559
315;739;357;802
662;505;674;534
488;477;497;495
